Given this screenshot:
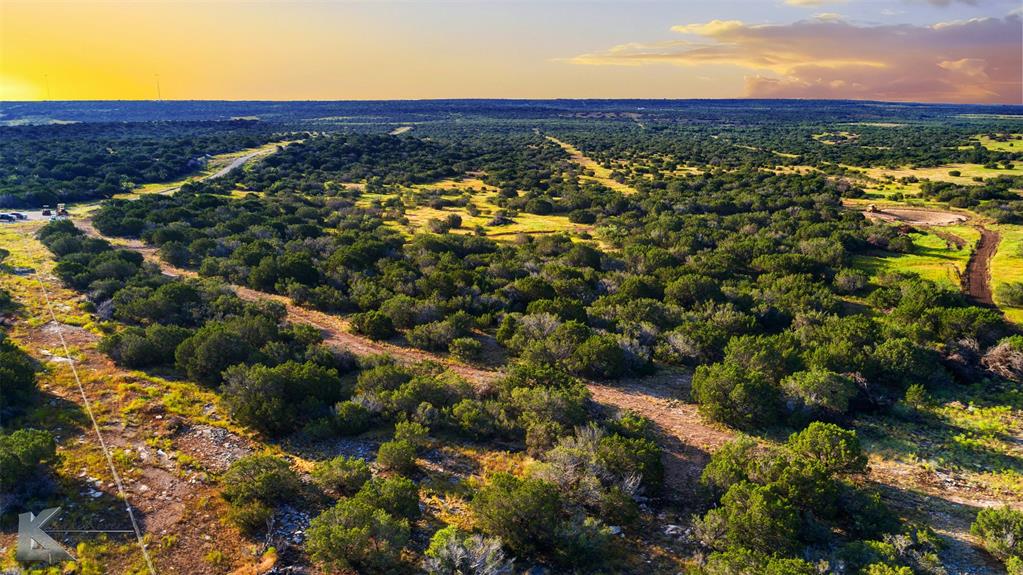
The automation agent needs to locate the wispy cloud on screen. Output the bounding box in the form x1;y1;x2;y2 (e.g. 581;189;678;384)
565;15;1022;103
784;0;847;6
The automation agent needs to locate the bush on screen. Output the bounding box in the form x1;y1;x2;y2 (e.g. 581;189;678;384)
471;472;562;557
449;337;483;362
393;420;429;448
334;400;373;435
692;362;780;430
698;481;800;555
971;506;1023;563
174;323;258;386
0;334;38;419
221;455;300;508
351;311;396;340
221;361;341;436
225;501;273;536
569;334;625;379
780;369;858;419
423;526;514;575
312;456;371;495
0;429;56;487
354;476;421;520
997;282;1023;307
220;455;300;535
307;498;410;574
787;422;867;475
376;439;417;475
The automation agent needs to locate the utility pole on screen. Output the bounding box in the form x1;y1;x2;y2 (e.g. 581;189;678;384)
155;74;161;101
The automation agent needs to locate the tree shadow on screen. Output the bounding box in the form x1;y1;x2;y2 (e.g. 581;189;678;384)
869;480;1006;574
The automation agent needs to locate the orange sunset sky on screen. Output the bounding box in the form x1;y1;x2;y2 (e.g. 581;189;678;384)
1;0;1021;103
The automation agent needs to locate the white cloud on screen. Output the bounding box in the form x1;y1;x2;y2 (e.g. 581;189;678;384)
566;15;1022;103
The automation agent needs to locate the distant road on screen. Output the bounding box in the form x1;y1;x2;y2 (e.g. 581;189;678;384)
208;151;263;180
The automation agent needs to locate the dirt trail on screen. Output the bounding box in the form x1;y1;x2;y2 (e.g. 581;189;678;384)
964;226;999;305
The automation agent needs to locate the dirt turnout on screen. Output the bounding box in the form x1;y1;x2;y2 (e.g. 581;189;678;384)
964;226;1000;305
863;207;968;226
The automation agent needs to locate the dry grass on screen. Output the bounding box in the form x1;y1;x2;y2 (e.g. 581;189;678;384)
545;135;638;195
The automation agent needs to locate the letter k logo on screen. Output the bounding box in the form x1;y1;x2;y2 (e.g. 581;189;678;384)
17;507;74;563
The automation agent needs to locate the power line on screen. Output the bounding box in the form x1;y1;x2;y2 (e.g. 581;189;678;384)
33;272;158;575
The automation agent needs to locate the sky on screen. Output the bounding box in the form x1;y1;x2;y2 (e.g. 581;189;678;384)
1;0;1020;104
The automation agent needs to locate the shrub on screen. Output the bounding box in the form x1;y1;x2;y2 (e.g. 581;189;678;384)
569;334;625;379
553;516;616;570
983;335;1023;382
787;422;867;475
0;429;56;487
780;369;858;419
700;436;758;495
423;526;514;575
334;400;373;435
833;269;869;294
0;334;38;419
221;361;341;436
997;282;1023;306
312;456;371;495
354;476;421;520
376;439;417;475
393;420;429;448
471;472;562;557
225;501;273;536
692;362;780;430
221;455;300;535
698;481;800;555
307;498;410;574
174;323;258;386
351;311;396;340
449;337;483;362
221;455;300;508
971;507;1023;563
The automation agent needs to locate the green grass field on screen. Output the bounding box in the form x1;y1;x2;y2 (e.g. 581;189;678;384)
852;228;972;289
991;224;1023;325
964;134;1022;152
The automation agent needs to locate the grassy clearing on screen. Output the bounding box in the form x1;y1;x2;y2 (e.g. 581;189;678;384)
853;163;1023;185
991;224;1023;325
962;134;1023;152
852;228;972;289
357;177;596;242
545;135;638;195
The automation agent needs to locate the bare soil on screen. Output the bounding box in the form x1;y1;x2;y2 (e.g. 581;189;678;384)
863;207;968;226
964;226;1000;305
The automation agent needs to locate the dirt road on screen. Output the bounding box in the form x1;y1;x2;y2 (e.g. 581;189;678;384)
964;226;1000;305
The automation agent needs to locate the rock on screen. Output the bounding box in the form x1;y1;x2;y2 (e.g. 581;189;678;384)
664;524;685;537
